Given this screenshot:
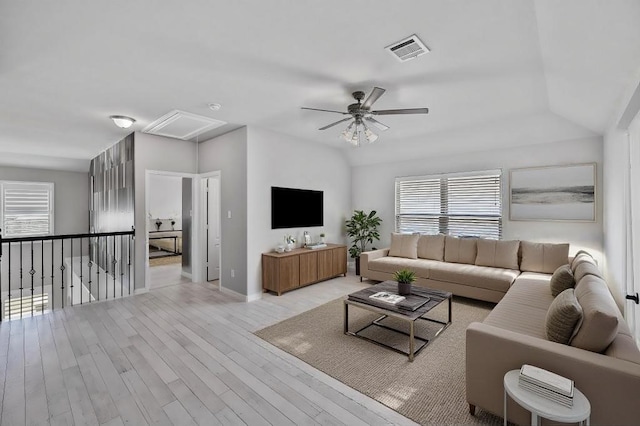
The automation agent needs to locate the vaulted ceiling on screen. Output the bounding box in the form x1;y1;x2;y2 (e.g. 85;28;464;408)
1;1;639;170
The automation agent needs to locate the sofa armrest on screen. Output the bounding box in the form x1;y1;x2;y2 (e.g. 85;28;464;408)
466;322;640;425
360;248;390;278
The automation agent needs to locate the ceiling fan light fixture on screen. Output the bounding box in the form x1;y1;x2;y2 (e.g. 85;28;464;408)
341;121;355;141
110;115;136;129
364;127;378;143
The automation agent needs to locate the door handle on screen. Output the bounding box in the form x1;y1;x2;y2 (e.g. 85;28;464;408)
626;293;640;304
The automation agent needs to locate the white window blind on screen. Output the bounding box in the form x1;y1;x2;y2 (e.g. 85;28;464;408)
395;170;502;239
1;181;54;237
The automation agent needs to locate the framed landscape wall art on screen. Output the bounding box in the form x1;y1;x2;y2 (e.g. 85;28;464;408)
509;163;596;221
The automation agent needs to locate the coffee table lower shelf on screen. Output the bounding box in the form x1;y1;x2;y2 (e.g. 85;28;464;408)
343;297;452;361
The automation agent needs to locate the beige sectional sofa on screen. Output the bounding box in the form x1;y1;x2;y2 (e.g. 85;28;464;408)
360;234;640;425
360;234;566;303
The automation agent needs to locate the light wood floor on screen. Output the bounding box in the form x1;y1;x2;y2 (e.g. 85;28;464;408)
149;263;191;290
0;274;418;425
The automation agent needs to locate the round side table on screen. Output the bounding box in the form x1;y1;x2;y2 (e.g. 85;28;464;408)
503;370;590;426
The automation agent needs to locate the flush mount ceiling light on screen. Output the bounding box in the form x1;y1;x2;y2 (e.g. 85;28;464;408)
207;103;222;111
109;115;136;129
301;87;429;147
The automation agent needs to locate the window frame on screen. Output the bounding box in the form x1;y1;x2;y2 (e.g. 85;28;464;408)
394;169;503;239
0;180;55;238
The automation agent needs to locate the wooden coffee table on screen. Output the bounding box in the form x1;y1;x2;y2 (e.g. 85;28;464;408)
344;281;452;361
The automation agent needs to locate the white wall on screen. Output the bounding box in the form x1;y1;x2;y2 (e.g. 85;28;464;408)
246;127;351;299
133;132;197;290
148;174;182;228
352;136;603;257
0;166;88;234
198;127;248;295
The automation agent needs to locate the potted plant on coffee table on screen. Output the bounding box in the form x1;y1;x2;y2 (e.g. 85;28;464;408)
394;269;416;296
345;210;382;276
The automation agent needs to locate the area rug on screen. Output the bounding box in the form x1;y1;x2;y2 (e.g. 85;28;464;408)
255;296;504;425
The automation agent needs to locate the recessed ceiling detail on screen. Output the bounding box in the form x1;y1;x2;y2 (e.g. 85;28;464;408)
386;34;429;62
142;110;227;140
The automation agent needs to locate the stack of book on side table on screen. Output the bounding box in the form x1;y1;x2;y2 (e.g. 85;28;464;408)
519;364;574;407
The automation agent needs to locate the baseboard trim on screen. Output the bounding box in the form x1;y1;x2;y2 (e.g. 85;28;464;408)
219;285;261;302
247;292;262;302
134;288;149;295
181;271;193;280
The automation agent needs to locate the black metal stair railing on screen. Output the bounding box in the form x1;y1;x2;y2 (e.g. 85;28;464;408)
0;228;135;321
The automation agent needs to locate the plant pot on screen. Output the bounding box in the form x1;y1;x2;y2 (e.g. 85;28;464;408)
355;256;360;276
397;281;412;296
285;242;293;252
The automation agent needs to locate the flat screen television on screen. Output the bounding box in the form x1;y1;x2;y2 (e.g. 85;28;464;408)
271;186;323;229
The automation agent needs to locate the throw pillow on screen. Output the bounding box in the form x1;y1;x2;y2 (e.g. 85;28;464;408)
520;241;570;273
417;234;445;261
475;239;520;270
571;275;620;352
388;233;419;259
546;288;583;344
444;236;478;264
550;265;575;297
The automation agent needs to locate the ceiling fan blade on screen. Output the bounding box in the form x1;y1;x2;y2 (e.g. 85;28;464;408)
319;117;353;130
364;117;390;131
362;87;386;109
372;108;429;115
301;107;349;115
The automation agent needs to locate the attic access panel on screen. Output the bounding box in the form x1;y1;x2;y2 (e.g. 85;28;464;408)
143;110;227;140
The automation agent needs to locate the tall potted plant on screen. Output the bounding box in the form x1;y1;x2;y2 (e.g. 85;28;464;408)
345;210;382;275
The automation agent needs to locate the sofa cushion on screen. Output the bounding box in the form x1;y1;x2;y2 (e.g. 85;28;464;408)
483;278;553;338
603;316;640;364
475;239;519;270
367;257;430;278
444;236;478;264
417;234;445;261
546;288;583;344
573;260;602;282
550;265;575;297
520;241;570;274
428;261;519;293
571;250;594;270
571;275;620;353
388;233;419;259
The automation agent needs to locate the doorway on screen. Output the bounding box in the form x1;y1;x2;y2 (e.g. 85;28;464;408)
145;170;194;290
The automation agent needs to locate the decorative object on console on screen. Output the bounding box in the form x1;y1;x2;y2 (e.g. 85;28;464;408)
345;210;382;276
284;234;295;252
394;269;416;296
510;163;596;221
319;233;325;243
155;219;162;231
301;87;429;147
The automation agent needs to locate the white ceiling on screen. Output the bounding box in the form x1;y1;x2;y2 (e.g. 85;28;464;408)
1;0;639;171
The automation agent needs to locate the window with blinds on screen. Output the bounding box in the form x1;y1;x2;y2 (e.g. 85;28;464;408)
395;170;502;239
1;181;54;237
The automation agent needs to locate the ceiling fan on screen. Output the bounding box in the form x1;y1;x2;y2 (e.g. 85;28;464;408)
301;87;429;146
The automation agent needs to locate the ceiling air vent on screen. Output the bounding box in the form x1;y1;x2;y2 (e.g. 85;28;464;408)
386;34;429;62
142;110;226;140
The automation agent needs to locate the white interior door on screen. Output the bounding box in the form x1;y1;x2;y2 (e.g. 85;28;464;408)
628;116;640;341
207;177;221;281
